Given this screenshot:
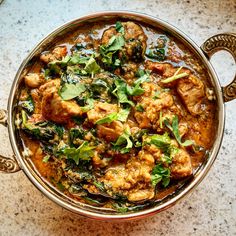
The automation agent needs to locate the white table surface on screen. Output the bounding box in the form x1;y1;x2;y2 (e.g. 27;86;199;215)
0;0;236;235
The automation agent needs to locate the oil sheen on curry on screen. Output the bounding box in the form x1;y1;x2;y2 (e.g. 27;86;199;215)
16;20;217;212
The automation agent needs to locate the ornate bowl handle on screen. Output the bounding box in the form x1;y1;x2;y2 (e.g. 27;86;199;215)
0;109;20;173
201;33;236;102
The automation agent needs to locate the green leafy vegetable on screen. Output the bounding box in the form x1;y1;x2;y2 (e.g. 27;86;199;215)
94;181;106;192
113;129;133;154
117;108;130;122
112;79;134;106
132;129;148;148
145;132;179;164
81;98;94;112
21;96;34;113
95;108;130;125
148;132;171;149
84;56;101;77
105;35;125;52
136;104;144;112
60;83;86;100
145;48;165;61
95;112;118;125
151;164;170;187
21;110;54;141
126;71;150;96
69;127;86;147
115;21;124;34
164;115;193;147
63;141;95;165
100;35;125;69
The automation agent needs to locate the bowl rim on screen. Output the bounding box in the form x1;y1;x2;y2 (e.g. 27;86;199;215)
7;10;225;220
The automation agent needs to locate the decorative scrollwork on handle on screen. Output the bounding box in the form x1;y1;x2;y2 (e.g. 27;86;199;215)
201;33;236;103
0;155;20;173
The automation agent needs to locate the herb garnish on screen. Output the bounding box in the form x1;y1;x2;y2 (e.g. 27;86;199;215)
151;164;170;187
63;141;95;165
164;115;193;147
59;83;86;100
95;108;130;125
113;128;133;154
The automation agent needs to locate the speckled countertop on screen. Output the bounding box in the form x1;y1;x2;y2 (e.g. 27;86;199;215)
0;0;236;235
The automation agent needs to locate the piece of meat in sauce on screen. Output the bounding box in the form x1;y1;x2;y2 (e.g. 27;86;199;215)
134;82;174;129
102;150;155;202
146;60;191;79
40;46;67;64
87;102;125;141
177;75;205;115
39;79;82;123
145;139;193;179
24;73;44;88
102;21;147;62
170;148;193;179
146;61;205;115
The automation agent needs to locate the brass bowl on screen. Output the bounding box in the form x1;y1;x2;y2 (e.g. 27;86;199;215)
0;11;235;221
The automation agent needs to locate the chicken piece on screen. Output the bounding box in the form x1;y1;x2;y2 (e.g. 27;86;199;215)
128;189;155;202
170;148;193;179
146;61;176;77
87;102;118;124
40;46;67;64
102;21;147;62
177;75;205;115
145;61;191;78
39;79;82;123
102;150;155;202
97;120;124;142
24;73;44;88
134;86;174;128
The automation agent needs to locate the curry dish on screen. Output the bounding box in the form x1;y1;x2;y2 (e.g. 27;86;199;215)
16;20;217;212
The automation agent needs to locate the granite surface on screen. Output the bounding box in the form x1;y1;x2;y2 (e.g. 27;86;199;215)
0;0;236;235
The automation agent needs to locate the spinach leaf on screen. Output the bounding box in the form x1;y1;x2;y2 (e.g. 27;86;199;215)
93;181;106;192
21;96;34;113
164;115;193;147
59;83;86;100
135;104;144;112
115;21;124;34
21;110;55;141
63;141;95;165
69;127;86;146
113;129;133;154
146;48;165;61
151;164;170;187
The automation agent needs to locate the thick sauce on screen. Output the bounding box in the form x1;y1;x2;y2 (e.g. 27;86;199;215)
16;20;217;212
